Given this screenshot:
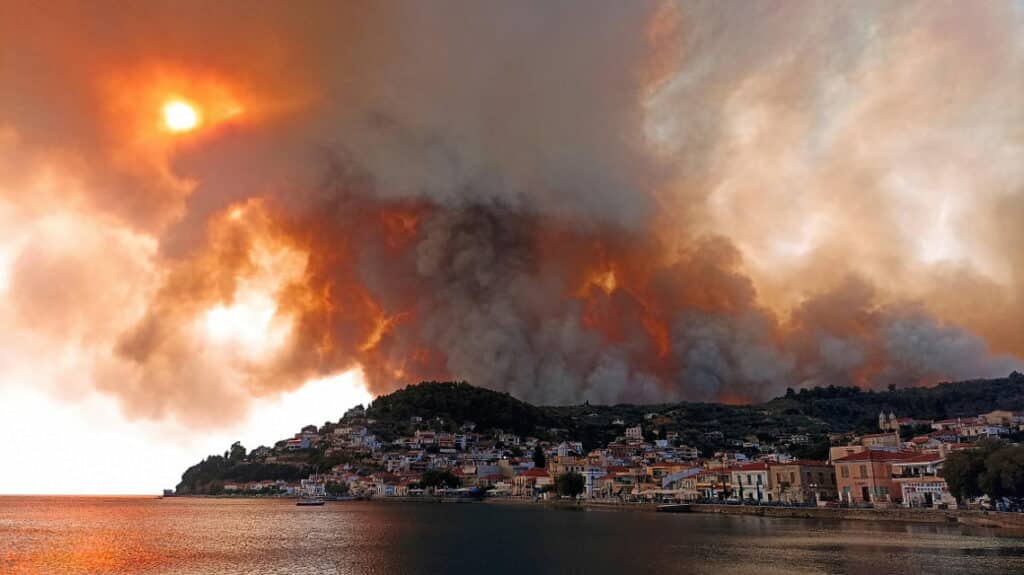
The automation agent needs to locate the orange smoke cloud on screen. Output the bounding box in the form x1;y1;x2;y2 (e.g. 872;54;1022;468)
1;1;1022;425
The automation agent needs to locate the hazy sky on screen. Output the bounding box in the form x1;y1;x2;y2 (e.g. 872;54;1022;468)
2;1;1023;493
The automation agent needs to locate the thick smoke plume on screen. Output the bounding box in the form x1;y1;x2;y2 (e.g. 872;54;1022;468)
1;1;1022;424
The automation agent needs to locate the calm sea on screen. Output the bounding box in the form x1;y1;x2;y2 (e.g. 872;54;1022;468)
2;496;1024;574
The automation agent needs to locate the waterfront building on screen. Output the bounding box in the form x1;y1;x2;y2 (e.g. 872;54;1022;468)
834;450;916;506
514;467;553;496
769;460;837;505
896;476;956;509
696;469;733;501
730;462;770;503
891;452;956;509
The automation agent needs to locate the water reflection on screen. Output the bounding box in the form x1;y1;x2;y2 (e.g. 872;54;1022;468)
1;497;1022;575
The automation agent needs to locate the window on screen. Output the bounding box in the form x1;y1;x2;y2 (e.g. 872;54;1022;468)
790;472;795;483
859;465;868;479
841;466;849;478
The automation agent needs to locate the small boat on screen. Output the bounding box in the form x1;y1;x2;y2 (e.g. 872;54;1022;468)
296;498;325;506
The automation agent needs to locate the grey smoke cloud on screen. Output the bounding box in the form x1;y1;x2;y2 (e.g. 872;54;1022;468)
0;1;1021;422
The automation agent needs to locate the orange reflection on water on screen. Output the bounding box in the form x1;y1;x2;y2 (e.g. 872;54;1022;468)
1;497;173;575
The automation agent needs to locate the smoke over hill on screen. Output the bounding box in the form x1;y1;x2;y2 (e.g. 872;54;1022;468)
1;1;1022;424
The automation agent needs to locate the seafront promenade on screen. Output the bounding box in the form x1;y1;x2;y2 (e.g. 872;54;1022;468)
492;498;1024;531
677;502;1024;530
167;492;1024;533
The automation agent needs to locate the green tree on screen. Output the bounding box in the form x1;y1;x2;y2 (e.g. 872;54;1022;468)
981;445;1024;502
943;449;986;503
208;480;225;496
790;437;830;461
556;472;585;499
229;441;247;462
325;482;350;496
419;470;461;489
942;439;1003;503
533;444;547;469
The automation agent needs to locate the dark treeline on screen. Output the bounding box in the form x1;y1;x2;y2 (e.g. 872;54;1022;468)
367;381;554;437
175;373;1024;493
768;371;1024;432
944;440;1024;505
177;443;309;494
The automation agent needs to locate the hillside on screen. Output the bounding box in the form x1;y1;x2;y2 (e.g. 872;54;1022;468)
366;381;555;437
763;372;1024;432
366;372;1024;445
175;372;1024;493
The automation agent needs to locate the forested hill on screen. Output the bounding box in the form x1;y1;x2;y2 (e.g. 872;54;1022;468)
175;373;1024;493
763;372;1024;432
378;372;1024;438
366;381;555;436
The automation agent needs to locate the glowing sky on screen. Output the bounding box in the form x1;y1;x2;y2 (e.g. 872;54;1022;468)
0;373;370;495
2;1;1024;493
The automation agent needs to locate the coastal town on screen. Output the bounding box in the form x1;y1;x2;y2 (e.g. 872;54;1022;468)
191;402;1024;512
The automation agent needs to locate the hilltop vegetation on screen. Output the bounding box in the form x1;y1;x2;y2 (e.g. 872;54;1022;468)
764;371;1024;432
177;442;308;495
176;372;1024;493
365;373;1024;448
366;381;554;436
362;382;831;454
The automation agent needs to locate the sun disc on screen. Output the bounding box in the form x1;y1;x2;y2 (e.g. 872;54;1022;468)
162;100;200;132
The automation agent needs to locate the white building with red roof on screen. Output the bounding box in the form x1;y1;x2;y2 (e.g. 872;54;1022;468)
513;467;553;496
730;462;770;503
891;452;956;509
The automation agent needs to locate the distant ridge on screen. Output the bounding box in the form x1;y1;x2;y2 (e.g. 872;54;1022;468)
366;381;554;436
176;372;1024;494
761;371;1024;432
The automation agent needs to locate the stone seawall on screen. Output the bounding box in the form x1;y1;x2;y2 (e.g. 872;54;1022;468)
686;503;1024;531
957;510;1024;530
506;499;1024;530
688;504;957;524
